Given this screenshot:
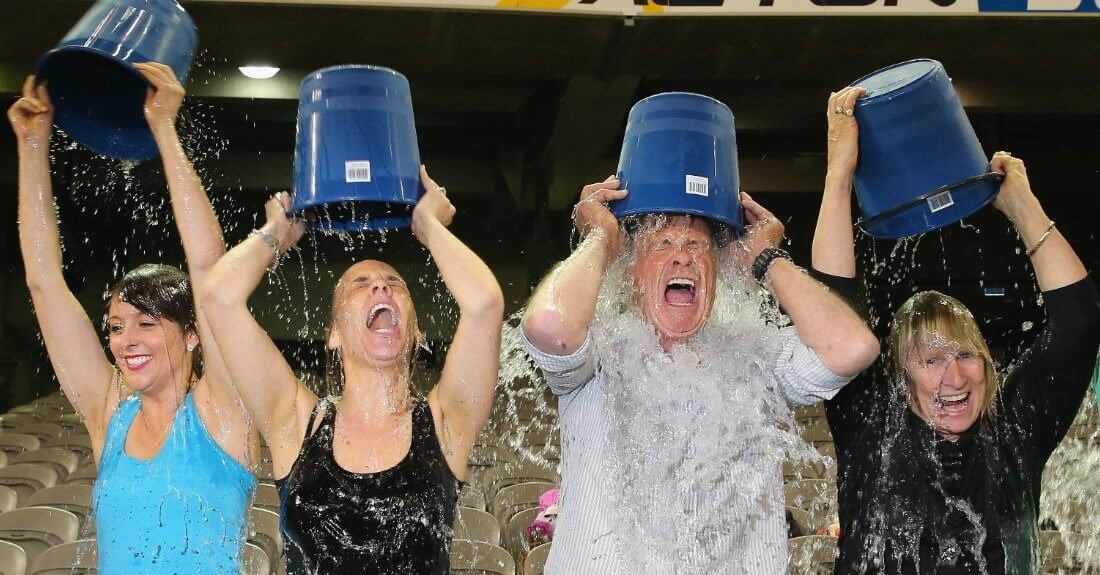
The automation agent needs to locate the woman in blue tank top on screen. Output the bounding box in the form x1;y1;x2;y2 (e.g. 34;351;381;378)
10;64;257;574
202;169;504;574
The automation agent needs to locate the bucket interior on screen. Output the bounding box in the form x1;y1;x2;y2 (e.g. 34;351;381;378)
38;49;154;159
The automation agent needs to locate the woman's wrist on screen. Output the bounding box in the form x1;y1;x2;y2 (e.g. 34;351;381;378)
17;135;50;155
260;221;297;253
1003;195;1048;238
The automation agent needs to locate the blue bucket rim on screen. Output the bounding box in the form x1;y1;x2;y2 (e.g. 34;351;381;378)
300;64;408;87
291;191;421;210
35;45;156;86
614;204;745;235
632;91;733;116
852;58;944;107
856;173;1000;239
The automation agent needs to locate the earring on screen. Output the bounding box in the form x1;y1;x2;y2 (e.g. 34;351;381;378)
186;343;196;352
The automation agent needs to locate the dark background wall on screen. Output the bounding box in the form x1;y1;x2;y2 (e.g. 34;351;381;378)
0;2;1097;407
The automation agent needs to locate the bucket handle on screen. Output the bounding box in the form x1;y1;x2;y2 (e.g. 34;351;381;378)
854;171;1005;234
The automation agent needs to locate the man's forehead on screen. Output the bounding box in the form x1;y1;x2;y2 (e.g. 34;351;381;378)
641;215;712;238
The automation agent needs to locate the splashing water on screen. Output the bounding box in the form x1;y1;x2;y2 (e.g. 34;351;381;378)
1040;391;1100;572
496;243;823;572
593;253;817;572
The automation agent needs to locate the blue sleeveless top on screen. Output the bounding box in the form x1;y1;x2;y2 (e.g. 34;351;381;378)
93;393;257;574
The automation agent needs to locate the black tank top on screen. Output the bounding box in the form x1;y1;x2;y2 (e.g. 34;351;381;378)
275;399;461;575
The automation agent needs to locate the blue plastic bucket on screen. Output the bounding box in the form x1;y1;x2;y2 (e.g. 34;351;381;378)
291;65;422;231
852;59;1001;239
612;92;744;234
35;0;197;161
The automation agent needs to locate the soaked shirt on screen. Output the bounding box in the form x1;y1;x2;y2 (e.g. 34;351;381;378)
275;400;461;575
819;273;1100;575
94;393;256;575
523;326;851;575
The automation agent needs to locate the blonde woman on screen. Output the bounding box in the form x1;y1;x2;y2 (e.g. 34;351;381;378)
811;86;1100;575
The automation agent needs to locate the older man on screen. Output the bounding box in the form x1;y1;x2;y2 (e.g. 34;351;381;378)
521;177;879;574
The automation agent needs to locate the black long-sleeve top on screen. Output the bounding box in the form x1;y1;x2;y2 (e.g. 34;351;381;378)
814;271;1100;575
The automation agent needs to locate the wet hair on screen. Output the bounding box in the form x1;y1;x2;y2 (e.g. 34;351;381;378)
106;263;201;376
108;264;196;331
888;290;999;419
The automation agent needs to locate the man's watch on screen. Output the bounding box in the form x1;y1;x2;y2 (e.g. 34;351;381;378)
752;247;792;284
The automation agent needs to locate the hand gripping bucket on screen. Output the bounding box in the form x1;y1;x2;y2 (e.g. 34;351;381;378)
852;59;1002;239
34;0;197;161
291;65;423;231
612;92;744;234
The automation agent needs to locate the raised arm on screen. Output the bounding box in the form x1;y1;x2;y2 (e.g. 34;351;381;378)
811;87;865;279
415;167;505;468
135;62;242;421
989;152;1087;291
10;78;117;439
201;193;309;457
733;192;879;378
522;176;626;355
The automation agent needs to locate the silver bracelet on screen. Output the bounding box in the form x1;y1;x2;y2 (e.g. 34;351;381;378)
1026;220;1055;258
250;229;281;265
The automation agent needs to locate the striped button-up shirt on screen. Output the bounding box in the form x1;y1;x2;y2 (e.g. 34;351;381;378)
523;326;852;575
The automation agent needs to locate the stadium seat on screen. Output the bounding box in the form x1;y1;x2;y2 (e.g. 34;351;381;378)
523;542;551;575
784;479;838;532
11;449;79;483
787;535;838;575
64;465;96;487
0;539;26;575
26;486;93;525
241;542;270;575
459;485;487;511
0;416;39;431
0;487;17;514
0;507;80;566
503;507;539;559
454;507;501;546
449;539;515;575
0;465;59;505
252;483;280;514
14;425;62;444
490;482;556;528
0;435;41;458
43;436;93;467
28;538;96;575
246;507;283;574
481;465;559;500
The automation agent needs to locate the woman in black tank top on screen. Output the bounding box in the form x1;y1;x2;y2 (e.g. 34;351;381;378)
276;400;461;574
203;167;505;574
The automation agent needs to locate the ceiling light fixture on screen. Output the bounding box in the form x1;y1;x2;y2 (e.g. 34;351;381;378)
239;66;280;80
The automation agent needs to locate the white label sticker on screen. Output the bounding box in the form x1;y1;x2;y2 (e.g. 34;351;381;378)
345;161;372;183
927;190;955;213
686;175;709;197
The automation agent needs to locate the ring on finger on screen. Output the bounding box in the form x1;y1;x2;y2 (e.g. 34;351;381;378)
834;105;844;114
844;109;853;117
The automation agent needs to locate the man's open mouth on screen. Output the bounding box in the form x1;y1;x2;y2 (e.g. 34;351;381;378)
664;278;697;307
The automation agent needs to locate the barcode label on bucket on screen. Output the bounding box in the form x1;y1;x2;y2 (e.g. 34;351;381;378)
927;191;955;213
686;175;709;197
345;161;372;183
